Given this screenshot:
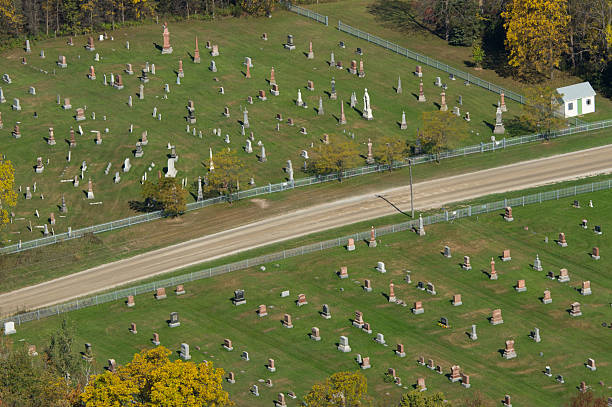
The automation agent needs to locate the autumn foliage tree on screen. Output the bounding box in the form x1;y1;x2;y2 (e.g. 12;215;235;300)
309;138;360;181
141;177;187;216
519;85;566;134
373;136;409;170
239;0;276;16
420;111;467;157
303;371;370;407
502;0;571;80
81;346;232;407
205;148;245;199
0;156;17;229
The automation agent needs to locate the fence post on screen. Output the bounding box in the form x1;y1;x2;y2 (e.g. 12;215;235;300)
468;206;471;216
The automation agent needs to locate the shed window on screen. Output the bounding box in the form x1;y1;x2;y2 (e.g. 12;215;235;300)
568;102;574;110
586;98;591;106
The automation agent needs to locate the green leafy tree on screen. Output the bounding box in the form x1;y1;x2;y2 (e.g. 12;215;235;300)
398;390;446;407
0;338;75;407
420;111;467;157
141;177;187;216
519;85;566;134
45;318;80;385
374;136;409;170
309;139;360;181
205;148;245;199
303;371;370;407
472;42;485;69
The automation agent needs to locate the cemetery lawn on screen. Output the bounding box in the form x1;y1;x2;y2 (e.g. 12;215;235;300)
12;187;612;406
306;0;612;122
2;128;612;293
1;6;572;238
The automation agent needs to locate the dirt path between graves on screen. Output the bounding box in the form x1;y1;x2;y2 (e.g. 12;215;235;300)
3;144;612;315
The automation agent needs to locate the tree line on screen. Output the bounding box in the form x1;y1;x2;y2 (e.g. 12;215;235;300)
0;0;277;46
369;0;611;97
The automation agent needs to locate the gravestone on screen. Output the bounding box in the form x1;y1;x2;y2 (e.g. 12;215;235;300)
531;327;541;342
450;365;461;382
284;35;295;50
180;343;191;360
470;324;477;340
412;301;424;314
503;340;517;359
3;321;16;335
581;280;592;295
533;254;543;271
542;290;552;304
493;107;505;134
444;246;451;258
161;23;173;54
396;343;406;357
232;289;246;305
155;287;167;300
337;336;351;352
310;327;321;341
282;313;293;328
321;304;331;319
168;312;180;327
462;256;471;270
570;302;582;317
491;309;503;325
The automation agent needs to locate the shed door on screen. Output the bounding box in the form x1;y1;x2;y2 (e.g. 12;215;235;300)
577;98;582;115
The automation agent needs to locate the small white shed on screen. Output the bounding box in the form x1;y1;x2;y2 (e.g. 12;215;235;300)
556;82;596;118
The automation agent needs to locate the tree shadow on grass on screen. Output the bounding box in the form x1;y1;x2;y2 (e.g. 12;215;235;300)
129;199;162;213
367;0;434;36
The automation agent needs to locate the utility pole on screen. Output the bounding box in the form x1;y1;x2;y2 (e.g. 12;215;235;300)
409;159;414;218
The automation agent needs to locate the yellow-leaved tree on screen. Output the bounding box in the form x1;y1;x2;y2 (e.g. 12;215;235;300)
502;0;570;80
206;148;245;199
0;0;23;35
373;136;409;171
303;371;370;407
81;346;232;407
309;138;360;181
0;156;17;229
420;111;467;158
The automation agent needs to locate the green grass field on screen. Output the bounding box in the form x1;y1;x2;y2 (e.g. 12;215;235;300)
10;187;612;406
306;0;612;123
1;7;538;239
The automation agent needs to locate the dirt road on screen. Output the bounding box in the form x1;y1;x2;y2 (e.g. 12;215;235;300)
2;144;612;315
